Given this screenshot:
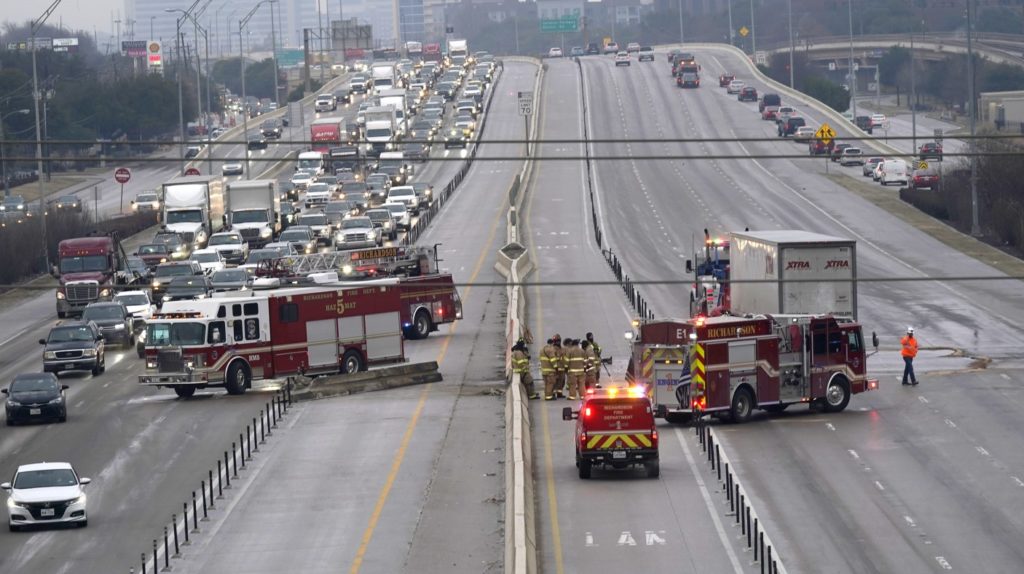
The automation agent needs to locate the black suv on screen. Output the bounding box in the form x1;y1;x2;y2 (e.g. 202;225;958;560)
40;321;106;376
153;231;191;259
81;302;134;347
778;116;807;137
586;43;600;55
248;134;269;150
261;119;283;139
151;261;204;300
4;373;68;425
854;115;874;134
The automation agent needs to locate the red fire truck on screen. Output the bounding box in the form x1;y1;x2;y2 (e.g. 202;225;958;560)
256;246;462;339
138;281;406;397
625;314;878;424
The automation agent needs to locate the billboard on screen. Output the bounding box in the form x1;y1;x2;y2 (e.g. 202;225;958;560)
52;38;79;53
122;40;147;57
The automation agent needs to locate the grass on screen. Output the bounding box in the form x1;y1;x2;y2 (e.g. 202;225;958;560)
12;175;94;203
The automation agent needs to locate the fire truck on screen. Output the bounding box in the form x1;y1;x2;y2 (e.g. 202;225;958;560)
139;281;406;397
255;246;462;339
625;314;878;424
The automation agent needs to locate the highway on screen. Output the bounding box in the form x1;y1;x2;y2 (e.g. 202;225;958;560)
109;61;537;574
549;47;1024;573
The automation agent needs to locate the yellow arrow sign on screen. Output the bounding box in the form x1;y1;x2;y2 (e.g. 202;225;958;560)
815;123;836;145
739;26;750;37
918;160;929;170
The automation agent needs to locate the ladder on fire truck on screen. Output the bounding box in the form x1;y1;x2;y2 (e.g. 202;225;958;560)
257;246;439;278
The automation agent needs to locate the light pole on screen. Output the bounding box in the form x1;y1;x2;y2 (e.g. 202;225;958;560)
241;1;273;181
1;109;31;197
150;16;156;40
677;0;685;44
727;0;734;46
749;0;756;55
168;1;202;176
269;0;281;107
32;0;64;273
849;0;856;119
787;0;794;88
966;0;980;237
910;20;919;155
171;9;212;176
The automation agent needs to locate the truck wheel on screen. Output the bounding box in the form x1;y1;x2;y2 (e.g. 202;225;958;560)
57;310;66;319
174;386;196;399
664;412;691;425
411;310;432;340
730;387;754;424
224;362;250;395
823;377;851;413
578;459;592;479
645;460;660;479
763;404;788;413
342;350;364;374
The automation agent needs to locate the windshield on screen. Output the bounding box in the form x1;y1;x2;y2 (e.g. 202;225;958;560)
13;469;78;489
165;210;203;224
298;214;328;225
366;128;393;139
139;245;166;254
341;219;370;229
59;255;108;274
83;306;124;321
155;265;193;278
116;294;149;306
209;234;241;246
280;231;309;241
297;158;321;170
48;326;94;343
146;322;205;346
367;211;389;222
11;376;58;393
231;210;268;224
212;270;247;283
192;252;220;263
137;194;158;202
384;204;405;215
343;183;367;193
307;184;331;194
389;188;414;197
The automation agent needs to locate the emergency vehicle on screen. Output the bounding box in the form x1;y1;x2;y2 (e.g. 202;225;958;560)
562;385;660;479
625;314;878;424
686;231;730;317
255;246;462;339
138;281;405;398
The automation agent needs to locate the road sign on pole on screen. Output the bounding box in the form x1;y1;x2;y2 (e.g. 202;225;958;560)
518;91;533;116
739;26;750;37
185;167;201;176
815;123;836;146
114;167;131;184
540;17;579;33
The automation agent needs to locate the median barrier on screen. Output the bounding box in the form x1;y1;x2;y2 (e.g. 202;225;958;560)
288;361;442;402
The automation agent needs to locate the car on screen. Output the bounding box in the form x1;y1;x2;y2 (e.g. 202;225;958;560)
365;174;392;201
382;201;412;231
738;86;758;102
209;268;252;292
152;231;192;260
335;216;382;249
385;185;419;214
759;93;782;113
81;302;133;347
570;46;585;57
808;139;832;156
349;75;369;93
870;113;886;128
290;170;316;191
677;72;700;88
586;42;601;55
2;462;91;530
263;241;299;257
296;212;332;245
40;321;105;376
434;82;457;101
207;232;248;265
314;93;337;112
51;195;82;212
456;98;480;118
278;227;316;254
221;162;244;176
151;261;204;300
411;182;433;208
135;244;171;269
454;115;476;134
339;181;370;207
793;126;816;142
4;373;68;425
863;157;885;177
304;182;333;208
444;126;467;149
365;208;398;240
463;82;484;102
190;248;227;274
778;116;806;137
247;135;268;150
775;106;797;124
131;192;161;212
726;80;745;94
719;73;735;87
548;47;563;58
1;194;27;213
260;119;283;139
614;51;630;67
853;115;874;134
604;42;619;54
162;275;212;303
240;247;285;274
638;46;655;62
761;105;780;121
323;200;361;229
185;145;202;159
909;168;941;190
919;142;943;161
114;290;156;328
562;385;659;479
126;257;153;283
317;175;340;192
839;147;864;166
830;143;853;162
626;42;641;53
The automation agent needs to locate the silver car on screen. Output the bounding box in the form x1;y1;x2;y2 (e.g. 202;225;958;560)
334;217;382;250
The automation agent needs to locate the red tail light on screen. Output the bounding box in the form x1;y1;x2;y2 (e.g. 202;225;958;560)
580;431;588;445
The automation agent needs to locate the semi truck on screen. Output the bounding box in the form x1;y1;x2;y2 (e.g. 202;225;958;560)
405;41;423;60
377;88;409;131
225;180;281;248
371;63;396;92
310;117;347;154
423;43;442;63
54;234;139;317
161;175;225;249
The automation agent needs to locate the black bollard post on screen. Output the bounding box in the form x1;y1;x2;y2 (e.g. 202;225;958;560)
740;494;746;532
172;515;180;557
266;404;273;435
753;517;758;557
152;540;157;572
163;526;169;570
252;417;260;452
735;486;741;523
716;445;722;481
200;481;208;520
245;426;252;460
183;503;190;544
271;401;277;427
747;507;752;548
192;491;199;530
215;466;222;499
760;533;766;573
260;412;266;443
142;553;148;574
232;443;238;477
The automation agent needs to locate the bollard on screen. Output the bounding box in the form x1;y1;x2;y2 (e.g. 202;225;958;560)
726;465;733;505
192;491;200;530
735;484;740;521
245;426;252;460
760;533;765;571
260;412;266;443
270;401;277;427
223;452;231;488
240;434;247;467
747;507;752;547
252;418;260;452
152;540;158;572
708;433;713;460
232;443;238;477
200;481;208;520
212;468;220;501
172;514;180;557
716;445;722;481
740;494;746;533
163;526;169;570
265;404;273;435
183;503;190;544
768;548;773;574
142;553;148;574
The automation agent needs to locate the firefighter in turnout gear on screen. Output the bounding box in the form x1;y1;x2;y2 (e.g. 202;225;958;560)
540;338;559;400
582;339;598;392
553;335;567;398
586;332;602;382
566;339;586;400
512;339;538;399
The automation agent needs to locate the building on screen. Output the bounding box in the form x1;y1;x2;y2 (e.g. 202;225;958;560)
398;0;426;44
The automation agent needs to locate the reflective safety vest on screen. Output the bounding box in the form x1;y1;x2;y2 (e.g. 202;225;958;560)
539;345;557;374
554;347;568;372
567;347;586;374
583;348;597;373
512;349;530;374
590;340;602;358
901;335;918;358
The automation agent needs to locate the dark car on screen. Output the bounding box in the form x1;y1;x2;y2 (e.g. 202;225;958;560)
919;142;943;161
910;168;941;190
434;82;456;101
126;256;153;281
324;200;361;227
334;88;353;105
81;302;133;346
0;195;27;213
51;195;83;212
677;73;700;88
758;93;781;113
719;73;735;87
854;115;874;134
151;261;204;300
135;243;171;269
247;134;268;150
40;321;105;376
279;181;299;203
153;231;191;259
185;145;201;159
279;227;316;254
809;139;833;156
209;269;252;292
444;126;467;149
162;275;212;303
778;116;807;137
4;373;68;425
738;86;758;102
261;119;283;139
411;182;433;208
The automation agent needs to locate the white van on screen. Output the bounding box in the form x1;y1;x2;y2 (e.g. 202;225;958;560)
878;159;909;186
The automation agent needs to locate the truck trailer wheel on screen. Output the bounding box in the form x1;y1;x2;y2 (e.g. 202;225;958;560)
730;387;754;424
578;459;592;479
224;362;250;395
174;386;196;398
823;377;851;413
342;350;364;374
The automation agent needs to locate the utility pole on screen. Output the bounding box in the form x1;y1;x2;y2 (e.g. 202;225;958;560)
910;21;918;155
966;0;980;237
32;0;65;274
787;0;794;88
749;0;756;55
727;0;734;46
849;0;856;119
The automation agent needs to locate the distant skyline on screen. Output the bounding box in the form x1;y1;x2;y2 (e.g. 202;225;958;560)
3;0;124;37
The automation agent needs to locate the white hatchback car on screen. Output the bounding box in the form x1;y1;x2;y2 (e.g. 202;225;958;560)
3;462;91;530
727;80;746;94
548;47;563;58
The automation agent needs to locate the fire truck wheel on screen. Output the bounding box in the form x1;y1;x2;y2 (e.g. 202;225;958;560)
645;460;660;479
411;310;432;340
823;378;851;413
225;362;251;395
578;459;592;479
729;387;754;424
342;350;365;374
174;386;196;398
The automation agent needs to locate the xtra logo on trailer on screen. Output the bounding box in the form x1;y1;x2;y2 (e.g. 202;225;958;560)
825;260;850;269
785;261;810;270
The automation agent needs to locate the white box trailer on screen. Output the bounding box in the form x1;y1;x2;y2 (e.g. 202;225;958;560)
729;230;858;319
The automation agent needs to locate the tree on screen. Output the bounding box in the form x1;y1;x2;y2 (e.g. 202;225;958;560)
878;46;910;88
804;75;850;113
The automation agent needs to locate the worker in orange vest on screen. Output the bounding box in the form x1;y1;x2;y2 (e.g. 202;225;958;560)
901;327;919;386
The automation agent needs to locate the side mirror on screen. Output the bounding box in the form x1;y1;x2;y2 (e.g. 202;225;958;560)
562;407;576;421
39;339;47;345
0;482;11;490
872;331;879;350
79;478;91;486
685;259;693;273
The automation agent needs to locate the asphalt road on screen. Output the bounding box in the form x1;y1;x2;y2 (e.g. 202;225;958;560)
117;61;537;574
571;48;1024;573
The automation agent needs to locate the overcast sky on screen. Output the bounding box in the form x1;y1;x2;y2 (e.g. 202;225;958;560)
3;0;122;36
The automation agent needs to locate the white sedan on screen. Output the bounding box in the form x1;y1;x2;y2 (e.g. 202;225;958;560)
727;80;745;94
221;162;244;176
548;47;563;58
3;462;92;530
190;248;227;274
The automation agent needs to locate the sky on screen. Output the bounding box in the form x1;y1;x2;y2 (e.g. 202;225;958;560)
3;0;123;37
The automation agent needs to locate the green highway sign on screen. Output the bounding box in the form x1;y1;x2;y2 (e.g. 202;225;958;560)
540;18;579;33
276;48;305;67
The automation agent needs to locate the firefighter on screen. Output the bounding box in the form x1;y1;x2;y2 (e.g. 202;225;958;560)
566;339;586;400
586;332;602;382
540;338;559;400
511;340;538;399
582;339;598;392
901;327;919;386
553;335;567;398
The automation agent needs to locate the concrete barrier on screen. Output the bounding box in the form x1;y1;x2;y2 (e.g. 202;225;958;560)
288;361;442;402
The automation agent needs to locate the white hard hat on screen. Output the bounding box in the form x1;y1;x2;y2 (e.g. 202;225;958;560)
907;326;914;333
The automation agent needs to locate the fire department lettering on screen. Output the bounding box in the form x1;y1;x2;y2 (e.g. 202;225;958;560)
302;293;334;302
706;325;759;339
785;260;811;270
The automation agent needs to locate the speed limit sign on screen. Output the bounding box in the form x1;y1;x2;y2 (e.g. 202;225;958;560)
114;167;131;184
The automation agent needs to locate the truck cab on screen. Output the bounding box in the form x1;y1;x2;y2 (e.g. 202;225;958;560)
562;385;660;479
55;236;136;318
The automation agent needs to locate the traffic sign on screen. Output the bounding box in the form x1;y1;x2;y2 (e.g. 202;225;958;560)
815;123;836;146
185;167;201;176
934;128;943;143
518;91;533;116
114;167;131;184
739;26;749;37
540;17;578;33
918;160;928;170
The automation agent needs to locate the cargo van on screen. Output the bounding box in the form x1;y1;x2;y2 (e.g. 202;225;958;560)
878;159;909;186
563;385;660;479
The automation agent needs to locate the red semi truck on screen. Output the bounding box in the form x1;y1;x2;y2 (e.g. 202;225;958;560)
55;235;139;317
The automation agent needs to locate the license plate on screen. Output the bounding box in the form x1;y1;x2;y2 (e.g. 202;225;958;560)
30;408;41;415
40;508;55;517
612;451;626;460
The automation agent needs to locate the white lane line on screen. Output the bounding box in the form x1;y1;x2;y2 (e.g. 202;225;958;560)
0;326;30;348
918;396;930;404
874;481;885;492
976;446;990;457
1001;373;1011;380
825;423;836;431
944;419;957;429
674;428;745;574
848;449;860;460
904;515;917;528
1012;476;1024;488
935;556;953;570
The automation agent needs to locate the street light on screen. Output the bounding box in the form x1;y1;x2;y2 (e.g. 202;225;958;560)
150;16;156;40
31;0;65;273
167;1;202;175
966;0;980;237
849;0;856;119
168;7;213;176
241;0;274;181
1;109;31;197
787;0;794;88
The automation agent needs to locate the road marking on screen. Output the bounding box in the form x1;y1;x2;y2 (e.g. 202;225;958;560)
585;532;598;547
1012;476;1024;488
0;326;29;348
935;556;952;570
976;446;990;457
904;515;916;528
945;419;957;428
825;422;836;431
874;481;885;491
675;428;745;573
1001;373;1011;380
617;531;637;546
848;449;860;460
645;530;667;546
918;396;930;404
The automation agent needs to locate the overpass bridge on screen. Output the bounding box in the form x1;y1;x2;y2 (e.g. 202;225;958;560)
761;31;1024;67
